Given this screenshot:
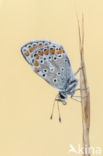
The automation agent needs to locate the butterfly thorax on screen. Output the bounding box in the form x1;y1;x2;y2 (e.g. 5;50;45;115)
57;77;78;103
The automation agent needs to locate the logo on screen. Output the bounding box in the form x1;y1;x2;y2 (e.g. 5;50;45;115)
69;144;102;155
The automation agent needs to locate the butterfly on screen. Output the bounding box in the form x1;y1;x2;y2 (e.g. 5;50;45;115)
20;40;82;122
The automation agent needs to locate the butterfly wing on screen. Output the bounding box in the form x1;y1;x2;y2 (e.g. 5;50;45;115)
20;40;73;91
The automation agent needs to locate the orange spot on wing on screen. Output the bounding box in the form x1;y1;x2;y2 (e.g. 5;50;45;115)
38;50;43;56
24;52;29;56
29;47;33;52
39;44;43;48
34;67;39;72
35;55;39;59
56;48;64;54
50;48;55;54
33;45;38;50
34;61;39;66
44;49;49;55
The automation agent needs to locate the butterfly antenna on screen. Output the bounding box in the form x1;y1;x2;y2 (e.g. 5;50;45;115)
50;98;56;120
57;101;62;122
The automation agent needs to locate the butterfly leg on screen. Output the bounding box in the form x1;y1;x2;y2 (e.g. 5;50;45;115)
75;88;88;92
71;96;81;103
74;66;84;76
71;95;87;103
57;101;61;122
50;100;56;120
73;95;87;98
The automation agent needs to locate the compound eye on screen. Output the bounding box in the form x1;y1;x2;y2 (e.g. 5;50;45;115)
59;92;65;99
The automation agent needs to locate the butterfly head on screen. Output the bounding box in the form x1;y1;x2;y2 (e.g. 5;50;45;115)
56;92;68;105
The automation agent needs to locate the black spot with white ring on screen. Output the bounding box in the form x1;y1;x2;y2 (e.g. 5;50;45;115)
49;56;52;60
32;43;36;47
38;42;42;46
57;72;61;76
53;78;57;83
40;59;44;64
44;57;46;60
61;67;64;71
42;73;46;77
45;43;48;46
43;69;48;73
53;45;56;48
53;56;57;61
27;45;32;48
23;48;26;52
58;54;62;58
50;68;54;72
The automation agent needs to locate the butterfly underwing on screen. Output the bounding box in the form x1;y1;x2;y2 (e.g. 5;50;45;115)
20;40;78;102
